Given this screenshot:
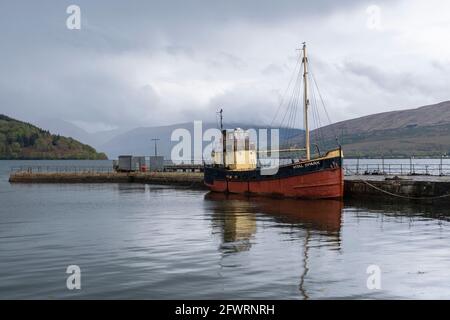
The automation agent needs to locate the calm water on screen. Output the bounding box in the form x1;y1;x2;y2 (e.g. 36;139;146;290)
1;160;450;299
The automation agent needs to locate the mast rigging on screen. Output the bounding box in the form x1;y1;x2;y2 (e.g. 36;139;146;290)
302;43;311;161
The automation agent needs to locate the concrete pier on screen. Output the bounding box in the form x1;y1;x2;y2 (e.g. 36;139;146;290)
344;175;450;201
9;171;450;201
9;171;206;189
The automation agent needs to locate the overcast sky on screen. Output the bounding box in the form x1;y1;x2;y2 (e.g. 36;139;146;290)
1;0;449;132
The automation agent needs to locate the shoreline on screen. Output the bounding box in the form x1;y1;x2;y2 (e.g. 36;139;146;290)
9;171;450;201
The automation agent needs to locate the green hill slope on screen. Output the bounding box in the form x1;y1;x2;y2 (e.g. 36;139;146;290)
0;115;107;160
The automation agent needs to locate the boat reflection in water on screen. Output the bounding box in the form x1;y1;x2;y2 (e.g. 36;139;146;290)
205;193;343;245
204;192;343;298
255;197;343;234
205;193;258;253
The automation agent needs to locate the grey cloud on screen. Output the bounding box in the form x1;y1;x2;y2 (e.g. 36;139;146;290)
343;60;430;95
1;0;447;134
207;52;247;69
261;63;284;75
1;0;376;52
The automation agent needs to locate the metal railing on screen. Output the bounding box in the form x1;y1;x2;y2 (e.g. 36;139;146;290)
344;163;450;176
163;159;206;166
11;166;115;174
10;160;450;176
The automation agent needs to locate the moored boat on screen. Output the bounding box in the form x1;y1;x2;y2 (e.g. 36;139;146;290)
204;43;344;199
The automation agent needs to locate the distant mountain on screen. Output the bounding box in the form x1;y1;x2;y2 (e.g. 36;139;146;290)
33;100;449;159
100;122;191;159
99;122;304;159
309;101;450;157
35;118;128;150
0;115;107;160
35;118;92;145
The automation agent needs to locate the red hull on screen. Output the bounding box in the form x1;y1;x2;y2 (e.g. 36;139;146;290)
205;168;344;199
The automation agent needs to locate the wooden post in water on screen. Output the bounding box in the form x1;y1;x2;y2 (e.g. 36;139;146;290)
356;156;360;175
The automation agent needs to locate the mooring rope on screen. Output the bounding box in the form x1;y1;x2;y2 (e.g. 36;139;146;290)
346;169;450;200
357;178;450;200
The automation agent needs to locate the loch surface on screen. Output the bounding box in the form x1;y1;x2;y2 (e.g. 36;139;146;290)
1;160;450;299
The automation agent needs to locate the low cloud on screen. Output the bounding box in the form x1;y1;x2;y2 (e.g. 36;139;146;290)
1;0;449;132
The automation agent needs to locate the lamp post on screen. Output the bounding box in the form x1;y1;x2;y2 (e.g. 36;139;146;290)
151;138;160;156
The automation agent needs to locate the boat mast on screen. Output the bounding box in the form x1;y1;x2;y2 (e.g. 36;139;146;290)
219;108;223;131
219;108;226;166
302;43;311;160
